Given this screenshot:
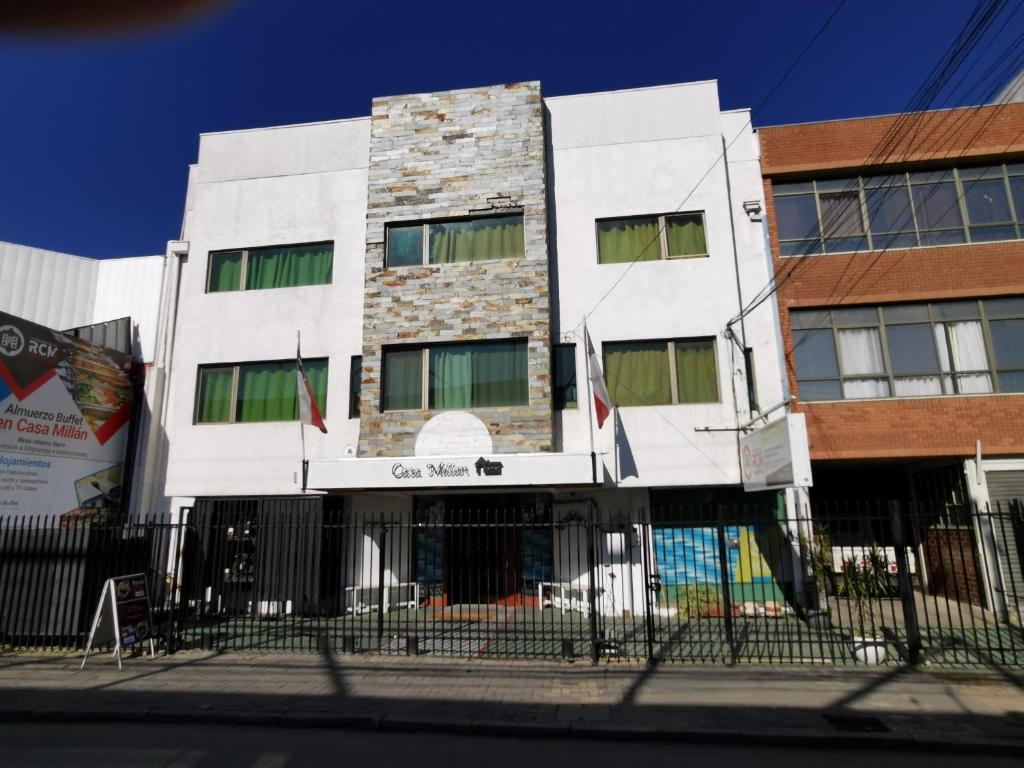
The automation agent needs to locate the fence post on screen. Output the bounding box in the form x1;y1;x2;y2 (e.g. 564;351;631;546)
889;501;922;664
585;521;600;664
377;526;387;651
716;506;737;665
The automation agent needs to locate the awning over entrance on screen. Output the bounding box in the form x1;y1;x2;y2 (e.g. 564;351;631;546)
306;452;596;491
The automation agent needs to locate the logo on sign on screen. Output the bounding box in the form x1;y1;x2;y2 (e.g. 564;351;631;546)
27;338;58;358
475;457;504;477
0;325;24;357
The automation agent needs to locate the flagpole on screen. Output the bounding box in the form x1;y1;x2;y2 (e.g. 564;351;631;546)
582;317;597;483
298;330;307;492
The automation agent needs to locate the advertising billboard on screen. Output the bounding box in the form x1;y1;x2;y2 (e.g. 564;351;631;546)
0;311;134;523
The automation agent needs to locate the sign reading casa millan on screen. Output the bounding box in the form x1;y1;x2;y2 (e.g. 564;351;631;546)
0;312;134;522
390;457;506;481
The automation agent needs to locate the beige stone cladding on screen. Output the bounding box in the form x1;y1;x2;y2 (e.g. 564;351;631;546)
358;82;552;457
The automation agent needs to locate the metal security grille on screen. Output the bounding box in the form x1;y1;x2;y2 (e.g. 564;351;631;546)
2;498;1023;668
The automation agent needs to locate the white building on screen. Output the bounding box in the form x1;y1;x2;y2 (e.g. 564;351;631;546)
149;80;805;626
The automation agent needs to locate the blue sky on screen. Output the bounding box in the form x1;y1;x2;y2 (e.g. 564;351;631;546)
0;0;1019;259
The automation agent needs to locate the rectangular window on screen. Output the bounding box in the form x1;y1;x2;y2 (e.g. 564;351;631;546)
207;243;333;292
385;214;525;267
791;298;1024;401
603;338;718;406
553;344;577;410
773;163;1024;256
382;340;528;411
195;359;328;424
349;356;362;419
596;212;708;264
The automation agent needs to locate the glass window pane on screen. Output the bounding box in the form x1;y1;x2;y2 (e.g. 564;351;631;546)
553;344;577;410
932;301;979;320
832;307;879;327
819;191;864;237
893;376;942;397
245;244;333;289
792;329;839;379
236;361;298;422
774;195;820;241
597;217;661;264
1009;177;1024;221
984;297;1024;318
970;225;1017;242
823;236;867;253
912;182;963;231
815;178;855;192
990;319;1024;369
871;232;918;250
883;304;930;324
964;179;1012;225
674;340;719;403
943;320;989;374
799;380;842;401
958;165;1002;181
665;213;707;257
910;170;954;184
349;356;362;419
837;328;885;375
429;340;528;409
387;225;424;267
1005;163;1024;176
842;379;890;399
196;367;234;423
866;186;914;233
208;251;243;292
383;348;423;410
779;239;822;257
604;341;671;406
863;174;907;188
919;229;966;246
790;309;832;329
998;371;1024;392
429;215;524;264
886;324;939;375
773;181;814;194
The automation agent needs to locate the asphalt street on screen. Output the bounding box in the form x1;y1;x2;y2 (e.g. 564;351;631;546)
1;723;1023;768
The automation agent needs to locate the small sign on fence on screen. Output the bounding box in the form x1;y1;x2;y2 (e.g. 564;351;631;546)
80;573;155;670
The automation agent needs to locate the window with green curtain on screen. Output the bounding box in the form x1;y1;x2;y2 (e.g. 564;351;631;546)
428;215;525;264
597;217;661;264
383;348;424;410
196;367;234;422
665;213;707;257
388;225;424;267
245;244;333;290
604;341;671;406
208;251;243;292
674;340;719;403
429;340;528;408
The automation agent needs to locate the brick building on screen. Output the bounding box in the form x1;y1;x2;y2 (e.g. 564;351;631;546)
759;103;1024;608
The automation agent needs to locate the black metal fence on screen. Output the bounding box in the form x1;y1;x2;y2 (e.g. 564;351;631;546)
2;498;1023;668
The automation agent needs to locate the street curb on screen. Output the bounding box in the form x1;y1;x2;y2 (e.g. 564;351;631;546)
1;708;1022;756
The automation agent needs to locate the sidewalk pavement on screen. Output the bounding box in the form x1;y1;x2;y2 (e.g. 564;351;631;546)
1;651;1023;754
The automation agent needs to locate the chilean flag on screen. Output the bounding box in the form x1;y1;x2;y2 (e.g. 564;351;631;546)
297;344;327;434
585;328;611;429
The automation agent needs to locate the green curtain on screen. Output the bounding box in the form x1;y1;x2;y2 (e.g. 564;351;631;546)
429;341;527;408
245;244;333;290
605;342;671;406
208;251;243;292
197;367;234;422
236;362;297;422
675;341;719;403
429;216;525;264
429;346;473;408
597;217;661;264
383;349;424;410
666;214;707;257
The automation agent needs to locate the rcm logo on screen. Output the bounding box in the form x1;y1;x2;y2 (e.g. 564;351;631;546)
0;324;25;357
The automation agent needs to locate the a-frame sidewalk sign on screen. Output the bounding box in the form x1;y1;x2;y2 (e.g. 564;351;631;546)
80;573;155;670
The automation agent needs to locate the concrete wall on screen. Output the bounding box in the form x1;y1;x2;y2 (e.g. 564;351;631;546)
547;82;781;487
162;118;371;499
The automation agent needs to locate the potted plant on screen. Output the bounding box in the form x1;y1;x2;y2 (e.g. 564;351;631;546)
838;544;891;664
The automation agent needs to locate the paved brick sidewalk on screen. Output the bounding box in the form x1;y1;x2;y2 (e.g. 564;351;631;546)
1;652;1023;753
